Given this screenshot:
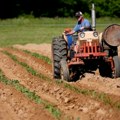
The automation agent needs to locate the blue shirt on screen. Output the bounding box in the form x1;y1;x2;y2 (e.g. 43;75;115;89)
73;19;91;32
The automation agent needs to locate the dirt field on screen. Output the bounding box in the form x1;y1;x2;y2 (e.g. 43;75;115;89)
0;43;120;120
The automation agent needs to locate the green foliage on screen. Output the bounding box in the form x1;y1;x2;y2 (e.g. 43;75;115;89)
0;0;120;18
89;0;120;17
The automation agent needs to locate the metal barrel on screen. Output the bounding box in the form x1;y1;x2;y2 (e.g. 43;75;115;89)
102;24;120;47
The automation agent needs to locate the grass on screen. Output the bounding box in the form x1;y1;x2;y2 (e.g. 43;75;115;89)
0;17;120;47
3;50;120;110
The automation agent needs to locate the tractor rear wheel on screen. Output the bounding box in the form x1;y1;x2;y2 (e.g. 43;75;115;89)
99;59;112;78
112;56;120;78
59;37;68;60
60;59;70;81
52;36;68;79
52;37;61;79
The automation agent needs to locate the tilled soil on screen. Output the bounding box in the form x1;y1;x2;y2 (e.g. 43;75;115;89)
0;81;54;120
0;43;120;120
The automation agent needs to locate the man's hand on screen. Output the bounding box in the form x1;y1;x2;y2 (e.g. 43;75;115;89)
80;27;84;30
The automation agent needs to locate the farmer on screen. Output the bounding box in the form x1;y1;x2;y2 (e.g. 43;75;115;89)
66;11;92;35
63;11;92;45
63;11;92;58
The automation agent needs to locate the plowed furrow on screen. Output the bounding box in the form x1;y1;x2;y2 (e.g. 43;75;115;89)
0;82;54;120
0;49;120;120
4;47;53;78
73;73;120;97
5;47;120;103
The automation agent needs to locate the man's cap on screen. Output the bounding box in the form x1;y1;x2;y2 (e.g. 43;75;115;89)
75;11;83;17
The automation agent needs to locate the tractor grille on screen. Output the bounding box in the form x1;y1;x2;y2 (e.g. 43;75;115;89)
80;41;100;53
75;40;107;58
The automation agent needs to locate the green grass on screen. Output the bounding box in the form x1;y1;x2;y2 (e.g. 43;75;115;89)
0;17;120;47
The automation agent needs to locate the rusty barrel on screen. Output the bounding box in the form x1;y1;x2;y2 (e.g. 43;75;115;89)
102;24;120;47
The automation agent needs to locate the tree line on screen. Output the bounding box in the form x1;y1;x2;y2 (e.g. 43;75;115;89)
0;0;120;19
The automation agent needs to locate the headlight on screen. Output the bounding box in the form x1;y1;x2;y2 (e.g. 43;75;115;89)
80;32;85;38
93;31;98;37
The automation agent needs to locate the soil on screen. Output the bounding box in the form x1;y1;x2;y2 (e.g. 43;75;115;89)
0;43;120;120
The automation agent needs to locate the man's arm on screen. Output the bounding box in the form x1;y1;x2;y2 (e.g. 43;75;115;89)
66;30;75;35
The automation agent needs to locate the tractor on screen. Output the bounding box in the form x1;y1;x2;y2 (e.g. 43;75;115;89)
51;4;120;82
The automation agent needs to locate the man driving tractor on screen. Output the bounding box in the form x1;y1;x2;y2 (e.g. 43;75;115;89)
63;11;92;57
66;11;92;35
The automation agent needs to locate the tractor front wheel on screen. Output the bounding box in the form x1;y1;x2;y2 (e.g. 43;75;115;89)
60;59;70;81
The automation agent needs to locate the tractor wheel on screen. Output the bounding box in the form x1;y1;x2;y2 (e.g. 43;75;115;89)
112;56;120;78
59;36;68;60
51;37;61;79
59;36;69;81
51;36;68;79
99;59;112;78
60;59;71;81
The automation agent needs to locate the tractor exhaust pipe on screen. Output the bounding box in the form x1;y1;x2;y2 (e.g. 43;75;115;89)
91;3;96;31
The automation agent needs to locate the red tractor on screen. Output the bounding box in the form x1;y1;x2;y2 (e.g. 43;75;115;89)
51;4;120;81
